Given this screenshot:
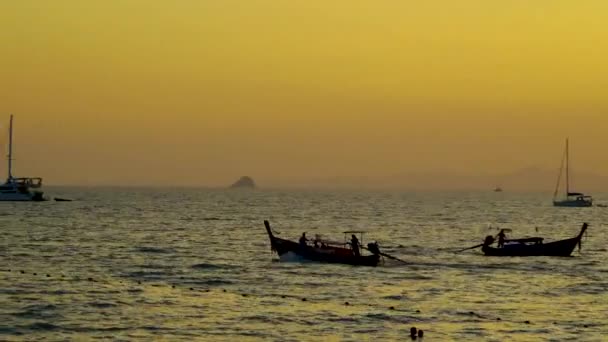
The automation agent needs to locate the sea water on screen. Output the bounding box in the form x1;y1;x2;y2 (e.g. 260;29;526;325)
2;188;607;341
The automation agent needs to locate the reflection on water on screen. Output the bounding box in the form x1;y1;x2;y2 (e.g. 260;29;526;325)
2;188;607;340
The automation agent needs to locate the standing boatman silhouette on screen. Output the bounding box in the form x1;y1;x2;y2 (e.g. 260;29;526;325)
351;234;360;257
497;229;507;248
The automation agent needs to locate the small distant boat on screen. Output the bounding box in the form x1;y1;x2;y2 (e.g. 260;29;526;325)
54;197;73;202
481;223;588;257
494;186;503;192
264;220;381;266
0;115;45;201
553;138;592;207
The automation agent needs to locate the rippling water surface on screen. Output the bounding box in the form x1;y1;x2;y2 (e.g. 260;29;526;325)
2;188;607;341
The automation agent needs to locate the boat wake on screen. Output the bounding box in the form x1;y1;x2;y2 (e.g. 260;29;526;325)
135;246;174;254
279;252;309;263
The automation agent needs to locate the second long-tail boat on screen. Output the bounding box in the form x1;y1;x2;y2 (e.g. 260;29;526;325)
264;220;381;266
481;223;588;257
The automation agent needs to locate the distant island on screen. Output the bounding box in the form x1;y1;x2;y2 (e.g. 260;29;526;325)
230;176;256;189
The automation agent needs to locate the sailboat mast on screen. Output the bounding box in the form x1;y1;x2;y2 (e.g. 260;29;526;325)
565;138;569;195
7;114;13;180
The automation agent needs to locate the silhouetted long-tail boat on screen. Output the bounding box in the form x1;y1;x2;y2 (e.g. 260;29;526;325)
481;223;588;257
264;220;381;266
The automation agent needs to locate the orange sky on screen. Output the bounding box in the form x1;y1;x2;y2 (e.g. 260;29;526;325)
1;1;607;189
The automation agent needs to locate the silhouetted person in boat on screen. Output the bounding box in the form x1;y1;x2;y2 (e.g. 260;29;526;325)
351;234;360;257
410;327;418;340
497;229;507;248
299;233;308;248
313;239;319;248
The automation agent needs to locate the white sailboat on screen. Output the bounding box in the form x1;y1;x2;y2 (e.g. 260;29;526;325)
0;115;45;201
552;138;592;207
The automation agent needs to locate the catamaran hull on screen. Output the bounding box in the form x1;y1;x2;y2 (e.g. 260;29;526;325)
553;200;592;207
0;192;45;201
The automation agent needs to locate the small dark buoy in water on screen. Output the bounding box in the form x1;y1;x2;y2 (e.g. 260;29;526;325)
344;302;350;306
389;306;395;310
172;285;175;288
190;287;194;291
416;309;421;313
61;274;65;278
33;273;37;276
496;317;501;321
223;289;227;292
137;281;141;285
242;294;247;297
46;274;50;277
88;277;94;281
525;320;530;324
54;197;73;202
418;329;424;338
20;270;25;274
301;298;307;302
584;324;588;328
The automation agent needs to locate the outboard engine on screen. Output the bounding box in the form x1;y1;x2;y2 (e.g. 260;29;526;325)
367;242;381;255
484;235;495;246
32;192;45;202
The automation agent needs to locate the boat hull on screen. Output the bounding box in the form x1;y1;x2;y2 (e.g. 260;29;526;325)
272;236;380;266
482;224;587;257
264;221;380;267
482;238;579;256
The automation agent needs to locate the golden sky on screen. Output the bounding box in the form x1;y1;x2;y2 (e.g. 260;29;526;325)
1;1;607;188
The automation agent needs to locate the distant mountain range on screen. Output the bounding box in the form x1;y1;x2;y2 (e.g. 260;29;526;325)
495;167;608;192
262;167;608;192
